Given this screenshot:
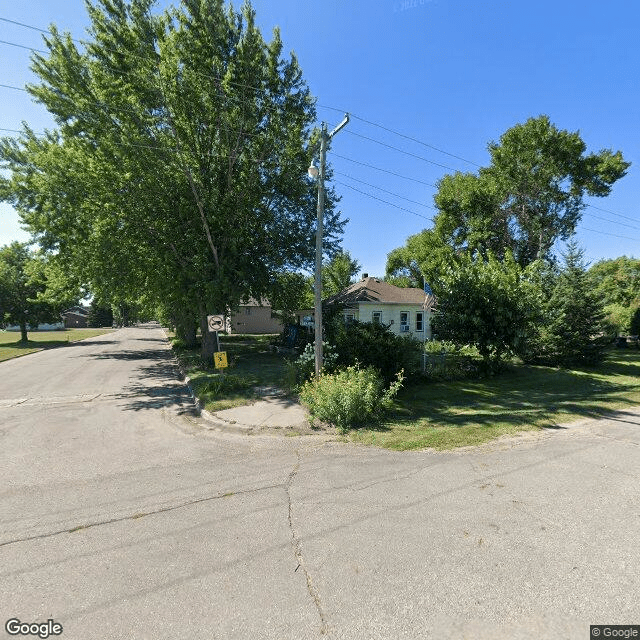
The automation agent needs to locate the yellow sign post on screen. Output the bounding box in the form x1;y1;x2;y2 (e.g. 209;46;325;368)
214;351;228;370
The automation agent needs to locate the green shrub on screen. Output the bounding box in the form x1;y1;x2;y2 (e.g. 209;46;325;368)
326;319;421;384
299;365;404;431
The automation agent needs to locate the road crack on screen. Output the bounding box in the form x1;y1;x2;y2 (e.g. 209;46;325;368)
286;450;328;635
0;483;282;548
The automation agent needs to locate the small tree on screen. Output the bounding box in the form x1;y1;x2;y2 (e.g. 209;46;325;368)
322;250;361;297
536;241;607;366
432;252;540;368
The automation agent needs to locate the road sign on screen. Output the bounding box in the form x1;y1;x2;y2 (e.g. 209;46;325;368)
207;315;224;332
214;351;228;369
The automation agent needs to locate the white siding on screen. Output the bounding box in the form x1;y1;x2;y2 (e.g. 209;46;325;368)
356;303;431;339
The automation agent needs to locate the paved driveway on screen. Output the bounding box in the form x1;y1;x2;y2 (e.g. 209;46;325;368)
1;324;638;639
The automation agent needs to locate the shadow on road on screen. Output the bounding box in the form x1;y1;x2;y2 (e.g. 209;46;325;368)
85;347;198;415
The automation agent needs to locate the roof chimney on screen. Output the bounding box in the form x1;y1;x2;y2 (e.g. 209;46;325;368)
362;273;368;280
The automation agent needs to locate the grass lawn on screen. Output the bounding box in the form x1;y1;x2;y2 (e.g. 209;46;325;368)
169;335;640;450
0;328;115;363
170;334;290;412
349;348;640;450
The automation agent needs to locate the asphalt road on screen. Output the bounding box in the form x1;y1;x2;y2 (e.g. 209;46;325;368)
1;324;638;640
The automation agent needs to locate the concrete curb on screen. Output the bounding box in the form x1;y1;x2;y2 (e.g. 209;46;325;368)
160;327;305;435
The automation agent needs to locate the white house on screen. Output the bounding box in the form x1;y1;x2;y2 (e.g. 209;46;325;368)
323;275;433;339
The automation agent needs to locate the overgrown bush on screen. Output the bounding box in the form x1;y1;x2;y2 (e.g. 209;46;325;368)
326;318;421;384
299;365;404;431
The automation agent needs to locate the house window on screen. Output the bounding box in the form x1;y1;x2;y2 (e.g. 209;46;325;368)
372;311;382;324
244;308;251;315
400;312;410;332
416;312;424;332
345;313;355;325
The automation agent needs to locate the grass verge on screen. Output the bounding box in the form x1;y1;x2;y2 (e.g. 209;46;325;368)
0;328;115;363
349;349;640;450
170;334;290;412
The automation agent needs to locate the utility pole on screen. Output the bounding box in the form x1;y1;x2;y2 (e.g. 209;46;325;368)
308;113;349;378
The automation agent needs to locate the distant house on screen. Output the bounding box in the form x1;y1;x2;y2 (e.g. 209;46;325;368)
62;306;89;328
323;274;432;339
229;299;284;334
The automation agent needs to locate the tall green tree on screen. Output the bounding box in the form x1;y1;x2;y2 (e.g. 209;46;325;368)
322;250;361;297
385;228;457;295
0;0;344;358
386;116;629;287
434;116;629;266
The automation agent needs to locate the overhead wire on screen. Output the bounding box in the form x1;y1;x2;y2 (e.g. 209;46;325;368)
334;180;433;222
1;16;638;237
334;171;437;210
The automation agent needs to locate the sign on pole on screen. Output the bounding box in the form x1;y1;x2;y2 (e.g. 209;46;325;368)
214;351;228;369
207;315;224;332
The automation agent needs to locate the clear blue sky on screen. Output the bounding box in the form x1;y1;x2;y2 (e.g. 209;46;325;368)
1;0;638;278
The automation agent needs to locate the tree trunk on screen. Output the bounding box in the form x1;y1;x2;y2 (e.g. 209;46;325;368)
19;320;28;343
199;310;218;362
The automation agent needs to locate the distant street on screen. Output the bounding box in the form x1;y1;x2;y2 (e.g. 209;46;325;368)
1;324;639;640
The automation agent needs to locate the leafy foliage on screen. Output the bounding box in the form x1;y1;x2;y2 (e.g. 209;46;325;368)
630;308;640;337
87;299;113;328
602;303;636;338
322;250;361;297
0;243;80;340
290;341;338;385
386;115;629;286
431;252;541;367
526;242;608;366
326;318;422;383
0;0;345;360
299;365;403;432
587;257;640;305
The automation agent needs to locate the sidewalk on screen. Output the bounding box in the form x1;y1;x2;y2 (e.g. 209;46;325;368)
198;391;313;435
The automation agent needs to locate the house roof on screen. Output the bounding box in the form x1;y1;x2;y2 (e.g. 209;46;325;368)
62;306;89;316
323;277;426;307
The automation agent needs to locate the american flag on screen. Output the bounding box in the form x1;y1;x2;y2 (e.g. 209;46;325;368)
423;280;435;311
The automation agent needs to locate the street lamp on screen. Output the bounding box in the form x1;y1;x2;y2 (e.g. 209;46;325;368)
308;113;349;378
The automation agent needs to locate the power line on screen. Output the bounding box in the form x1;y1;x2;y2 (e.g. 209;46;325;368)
2;18;638;233
330;152;438;187
334;180;433;222
586;202;639;224
583;211;640;232
0;38;47;54
344;129;459;172
334;172;436;210
1;17;482;169
580;226;637;242
0;16;50;34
